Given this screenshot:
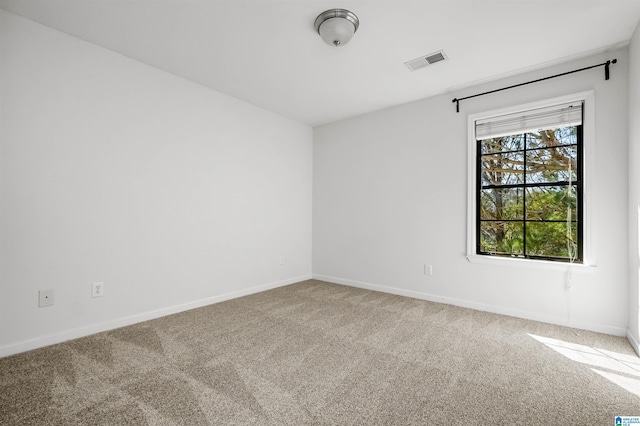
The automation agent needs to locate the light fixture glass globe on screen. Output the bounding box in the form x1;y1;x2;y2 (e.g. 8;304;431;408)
318;17;355;47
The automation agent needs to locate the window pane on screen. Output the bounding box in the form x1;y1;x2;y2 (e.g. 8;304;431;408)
474;115;583;263
526;145;578;184
480;151;524;186
480;188;524;220
525;222;578;259
479;221;524;255
525;186;577;221
526;128;578;149
480;134;525;154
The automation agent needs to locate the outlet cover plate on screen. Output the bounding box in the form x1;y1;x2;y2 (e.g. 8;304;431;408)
424;265;433;276
92;282;104;298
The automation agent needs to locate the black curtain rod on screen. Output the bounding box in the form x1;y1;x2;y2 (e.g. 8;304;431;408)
452;59;617;113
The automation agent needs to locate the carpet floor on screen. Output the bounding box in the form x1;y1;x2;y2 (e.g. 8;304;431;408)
1;279;639;425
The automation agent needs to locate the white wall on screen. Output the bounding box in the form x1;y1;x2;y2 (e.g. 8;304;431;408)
0;11;312;357
629;23;640;354
314;49;630;336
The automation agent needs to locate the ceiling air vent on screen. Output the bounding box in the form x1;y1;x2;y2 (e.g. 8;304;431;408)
404;50;448;72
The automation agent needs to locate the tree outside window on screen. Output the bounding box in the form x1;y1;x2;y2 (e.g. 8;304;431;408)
477;126;582;262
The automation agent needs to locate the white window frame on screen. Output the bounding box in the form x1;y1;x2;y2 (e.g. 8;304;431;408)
466;91;596;270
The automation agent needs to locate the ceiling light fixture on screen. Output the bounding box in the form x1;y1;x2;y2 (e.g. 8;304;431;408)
314;9;359;47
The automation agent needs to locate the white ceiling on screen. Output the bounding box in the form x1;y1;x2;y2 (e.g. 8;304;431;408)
2;0;639;126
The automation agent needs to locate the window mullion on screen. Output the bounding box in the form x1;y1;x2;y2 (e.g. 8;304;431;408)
523;133;527;258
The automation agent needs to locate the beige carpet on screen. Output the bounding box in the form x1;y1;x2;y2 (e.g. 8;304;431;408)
1;279;639;425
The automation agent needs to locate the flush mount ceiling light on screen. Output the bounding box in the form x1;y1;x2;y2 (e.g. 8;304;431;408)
314;9;359;47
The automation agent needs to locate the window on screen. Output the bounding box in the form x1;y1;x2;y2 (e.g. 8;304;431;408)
467;93;595;267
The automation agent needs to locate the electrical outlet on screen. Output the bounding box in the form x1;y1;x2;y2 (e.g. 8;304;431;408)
39;289;54;307
424;265;433;276
92;282;104;298
279;256;284;265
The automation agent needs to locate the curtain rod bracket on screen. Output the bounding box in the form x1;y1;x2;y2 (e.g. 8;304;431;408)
605;59;617;80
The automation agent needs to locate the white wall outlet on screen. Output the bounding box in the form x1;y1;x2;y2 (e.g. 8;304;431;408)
279;256;284;265
92;282;104;298
38;289;54;307
424;265;433;276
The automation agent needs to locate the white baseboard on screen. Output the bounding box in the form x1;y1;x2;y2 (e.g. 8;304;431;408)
0;274;311;358
312;274;629;338
628;330;640;357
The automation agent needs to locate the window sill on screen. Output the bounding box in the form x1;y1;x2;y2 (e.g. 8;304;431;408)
466;254;597;271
